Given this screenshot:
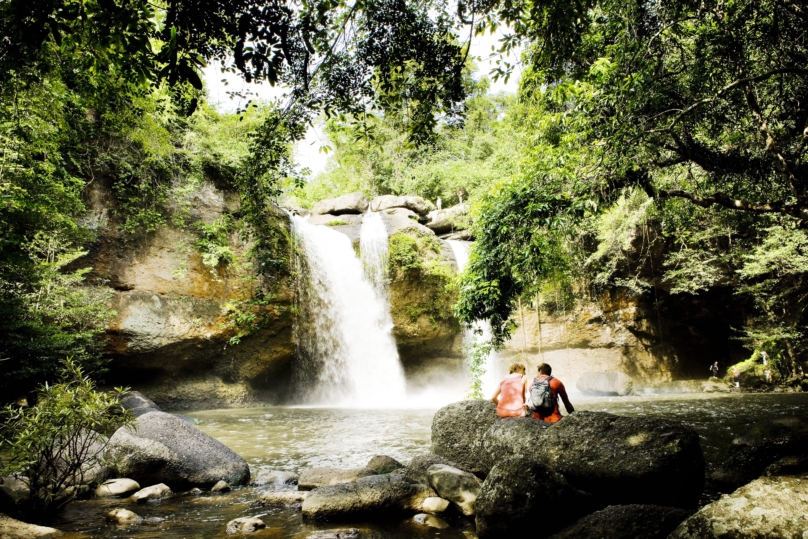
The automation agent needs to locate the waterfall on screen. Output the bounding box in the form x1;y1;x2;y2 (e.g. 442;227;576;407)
359;211;389;293
446;240;501;398
291;214;407;407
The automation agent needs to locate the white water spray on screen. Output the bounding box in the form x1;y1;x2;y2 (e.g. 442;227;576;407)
359;211;389;293
291;214;407;407
446;240;502;398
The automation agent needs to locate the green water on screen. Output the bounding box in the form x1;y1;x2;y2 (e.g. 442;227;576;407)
52;392;808;538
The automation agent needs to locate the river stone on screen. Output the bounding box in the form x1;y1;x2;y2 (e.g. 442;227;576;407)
425;204;469;234
475;456;595;538
95;478;140;497
302;474;434;520
370;195;435;217
710;433;808;492
298;467;377;490
120;391;159;411
431;400;499;474
548;505;693;539
576;371;634;396
307;529;360;539
535;411;705;508
422;496;450;513
366;455;404;474
412;513;450;529
211;480;230;493
669;474;808;538
311;192;369;215
250;469;299;486
481;416;551;473
226;517;266;534
130;483;172;502
426;464;482;516
106;411;250;488
402;454;466;485
258;491;308;508
107;508;143;525
0;514;61;538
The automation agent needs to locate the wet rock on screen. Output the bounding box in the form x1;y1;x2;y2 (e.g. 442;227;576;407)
431;400;499;474
576;371;634;396
0;514;61;538
211;480;231;493
130;407;161;418
426;464;481;516
412;513;449;529
312;192;369;215
257;491;308;508
421;496;450;513
188;488;203;495
426;205;469;234
130;483;172;502
370;195;435;217
480;416;550;474
302;474;434;520
669;474;808;538
250;469;299;486
710;433;808;492
106;508;143;525
549;504;693;539
402;454;466;485
225;517;266;534
120;391;159;411
95;478;140;497
307;529;360;539
475;456;594;538
441;229;473;241
106;411;250;488
366;456;404;474
535;411;704;508
298;467;377;490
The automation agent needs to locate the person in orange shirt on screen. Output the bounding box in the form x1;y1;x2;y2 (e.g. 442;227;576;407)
531;363;575;423
491;362;529;417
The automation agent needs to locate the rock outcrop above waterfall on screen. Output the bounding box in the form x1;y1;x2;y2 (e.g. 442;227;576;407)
106;411;250;488
431;400;499;474
576;371;634;396
370;195;435;217
311;192;369;215
425;204;469;234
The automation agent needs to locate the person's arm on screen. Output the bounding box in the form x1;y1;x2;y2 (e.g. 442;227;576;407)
558;382;574;414
491;385;501;404
523;375;530;402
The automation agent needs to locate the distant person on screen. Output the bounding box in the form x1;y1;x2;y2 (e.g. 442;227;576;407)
436;197;442;210
732;366;740;388
761;351;769;366
457;190;464;204
710;361;719;379
765;368;772;383
491;362;529;418
529;363;574;423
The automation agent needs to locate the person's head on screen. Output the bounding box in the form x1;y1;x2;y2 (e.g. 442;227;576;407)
537;363;552;376
509;362;526;375
714;361;718;366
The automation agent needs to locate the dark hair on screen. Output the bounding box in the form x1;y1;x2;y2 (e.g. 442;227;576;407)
537;363;552;375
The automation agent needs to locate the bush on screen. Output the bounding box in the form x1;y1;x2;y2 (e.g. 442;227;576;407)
0;359;132;518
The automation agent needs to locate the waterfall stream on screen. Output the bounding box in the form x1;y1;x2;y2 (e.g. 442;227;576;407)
291;213;406;407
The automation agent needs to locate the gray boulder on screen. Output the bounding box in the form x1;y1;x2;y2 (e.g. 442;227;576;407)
107;508;143;525
302;474;435;520
130;483;172;502
576;371;634;396
426;464;481;516
366;455;404;474
106;411;250;488
380;208;435;236
250;468;299;486
130;407;161;418
95;478;140;497
426;205;469;234
669;474;808;538
480;416;551;473
370;195;435;217
0;514;60;538
298;467;377;490
226;517;266;534
536;411;704;507
257;491;308;508
307;529;360;539
120;391;158;411
549;505;693;539
401;454;467;485
431;400;499;474
311;192;369;215
475;456;594;538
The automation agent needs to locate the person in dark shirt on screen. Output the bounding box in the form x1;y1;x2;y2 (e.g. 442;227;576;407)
531;363;575;423
710;361;719;379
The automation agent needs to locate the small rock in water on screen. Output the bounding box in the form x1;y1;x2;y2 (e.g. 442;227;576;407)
211;480;231;493
250;468;299;486
307;529;360;539
188;488;203;495
226;517;266;534
421;496;450;513
96;478;140;497
366;455;404;474
130;483;172;502
298;467;377;490
258;491;308;508
412;513;449;529
107;508;143;526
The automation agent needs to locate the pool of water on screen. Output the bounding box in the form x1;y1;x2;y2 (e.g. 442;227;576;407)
52;392;808;538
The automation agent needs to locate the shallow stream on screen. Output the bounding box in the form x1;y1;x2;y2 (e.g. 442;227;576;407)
53;392;808;538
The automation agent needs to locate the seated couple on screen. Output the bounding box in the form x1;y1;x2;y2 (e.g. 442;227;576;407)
491;362;575;422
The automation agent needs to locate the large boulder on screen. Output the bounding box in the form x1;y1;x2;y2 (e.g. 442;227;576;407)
481;417;551;474
105;411;250;488
475;456;594;538
0;514;60;538
298;467;377;490
311;192;369;216
669;474;808;538
400;454;467;485
370;195;435;217
301;474;435;520
425;205;469;234
426;464;481;516
120;391;159;412
576;371;634;396
710;433;808;492
549;505;693;539
95;478;140;497
535;411;704;507
366;456;404;474
431;400;499;474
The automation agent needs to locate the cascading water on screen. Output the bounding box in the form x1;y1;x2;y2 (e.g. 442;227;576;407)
359;211;389;293
447;239;501;398
291;213;406;407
